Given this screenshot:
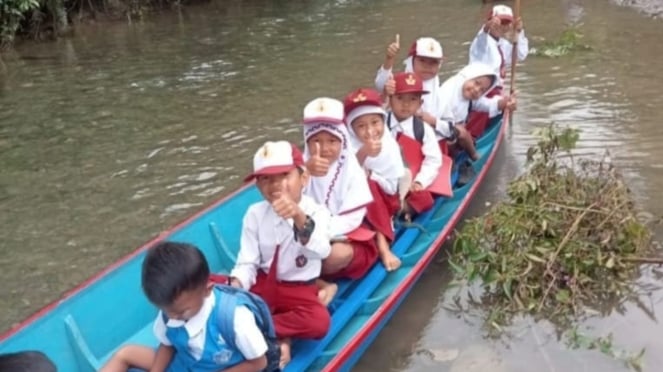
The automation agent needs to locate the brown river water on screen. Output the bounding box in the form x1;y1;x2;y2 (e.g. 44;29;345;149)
1;0;662;370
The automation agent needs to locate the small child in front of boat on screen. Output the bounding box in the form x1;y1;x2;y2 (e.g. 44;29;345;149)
100;242;270;372
377;35;480;161
343;88;405;271
229;140;332;367
385;72;443;220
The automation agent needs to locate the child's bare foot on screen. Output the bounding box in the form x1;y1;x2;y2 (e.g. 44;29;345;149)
315;279;338;306
317;283;338;306
380;250;402;272
279;338;292;369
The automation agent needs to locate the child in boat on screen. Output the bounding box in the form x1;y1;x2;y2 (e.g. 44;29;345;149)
466;4;528;138
0;351;56;372
302;97;380;284
100;242;272;372
377;35;479;161
343;88;405;271
437;63;516;142
469;4;529;88
385;72;444;220
228;140;332;367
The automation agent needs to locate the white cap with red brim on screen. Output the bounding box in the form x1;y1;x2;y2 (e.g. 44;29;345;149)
244;141;304;182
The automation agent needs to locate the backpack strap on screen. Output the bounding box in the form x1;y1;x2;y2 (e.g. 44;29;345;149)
386;112;393;131
217;286;239;351
412;116;425;145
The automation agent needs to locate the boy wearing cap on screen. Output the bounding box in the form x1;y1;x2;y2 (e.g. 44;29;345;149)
229;141;332;367
469;4;529;85
343;88;405;271
386;72;450;220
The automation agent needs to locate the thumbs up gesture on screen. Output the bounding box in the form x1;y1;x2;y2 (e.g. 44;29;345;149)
386;33;400;60
384;73;396;96
305;142;330;177
271;191;300;220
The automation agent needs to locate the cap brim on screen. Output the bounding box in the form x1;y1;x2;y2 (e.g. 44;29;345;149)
243;164;297;182
303;116;345;125
497;15;513;23
395;88;430;95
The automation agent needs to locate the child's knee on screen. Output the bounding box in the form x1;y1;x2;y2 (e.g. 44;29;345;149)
331;242;354;265
309;309;331;339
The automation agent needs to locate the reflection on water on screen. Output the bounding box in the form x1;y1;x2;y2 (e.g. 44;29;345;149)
1;0;662;370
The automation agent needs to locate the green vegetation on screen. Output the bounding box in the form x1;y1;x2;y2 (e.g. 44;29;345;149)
447;124;661;370
0;0;198;48
530;28;591;58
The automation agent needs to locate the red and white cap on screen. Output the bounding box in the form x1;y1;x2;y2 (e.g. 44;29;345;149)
491;5;514;23
303;97;345;125
343;88;386;126
407;37;443;60
244;141;304;182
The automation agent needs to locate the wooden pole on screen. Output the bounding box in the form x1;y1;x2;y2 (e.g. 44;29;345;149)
509;0;521;96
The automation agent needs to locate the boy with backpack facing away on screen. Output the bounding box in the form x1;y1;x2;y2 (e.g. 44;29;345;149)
101;241;277;372
0;351;56;372
229;140;332;368
385;72;448;221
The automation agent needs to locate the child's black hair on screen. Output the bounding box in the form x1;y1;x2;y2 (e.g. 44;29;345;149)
0;351;56;372
141;241;210;307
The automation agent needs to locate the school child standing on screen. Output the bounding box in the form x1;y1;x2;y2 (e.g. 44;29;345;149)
229;140;332;368
343;88;405;271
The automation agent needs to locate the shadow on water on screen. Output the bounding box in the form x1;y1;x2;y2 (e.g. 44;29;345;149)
1;0;662;370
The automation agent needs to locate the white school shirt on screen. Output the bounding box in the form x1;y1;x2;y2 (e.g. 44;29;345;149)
469;28;529;84
386;114;442;189
153;291;268;361
230;195;332;290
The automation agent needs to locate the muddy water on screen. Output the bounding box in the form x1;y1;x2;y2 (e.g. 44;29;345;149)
1;0;662;370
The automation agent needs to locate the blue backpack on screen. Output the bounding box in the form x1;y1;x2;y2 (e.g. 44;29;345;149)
216;285;281;372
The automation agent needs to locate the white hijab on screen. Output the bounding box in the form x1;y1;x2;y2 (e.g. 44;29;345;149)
345;109;405;183
404;56;440;116
436;63;499;123
303;122;374;215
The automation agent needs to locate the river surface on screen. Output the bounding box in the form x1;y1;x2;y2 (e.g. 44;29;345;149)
1;0;662;370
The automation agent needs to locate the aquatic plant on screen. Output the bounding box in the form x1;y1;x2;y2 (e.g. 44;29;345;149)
447;124;660;370
530;28;591;58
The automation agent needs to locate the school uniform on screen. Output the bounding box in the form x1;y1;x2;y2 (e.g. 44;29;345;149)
344;88;405;241
436;63;501;141
153;287;268;371
230;195;331;340
467;5;528;137
303;98;380;280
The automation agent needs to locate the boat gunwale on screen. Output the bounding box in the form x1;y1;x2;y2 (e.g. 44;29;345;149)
0;182;255;342
321;111;510;371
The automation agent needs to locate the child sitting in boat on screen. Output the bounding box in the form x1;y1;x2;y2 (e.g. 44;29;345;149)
229;140;332;367
301;98;380;287
437;63;516;147
0;351;56;372
343;88;405;271
376;35;478;161
466;4;528;138
385;72;446;221
100;242;274;372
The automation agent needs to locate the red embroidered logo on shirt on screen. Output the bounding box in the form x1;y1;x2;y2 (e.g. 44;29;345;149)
295;254;308;268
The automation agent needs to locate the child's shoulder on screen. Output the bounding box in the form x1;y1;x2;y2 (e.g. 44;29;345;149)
246;200;271;215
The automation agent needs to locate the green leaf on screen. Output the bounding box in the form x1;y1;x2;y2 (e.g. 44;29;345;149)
502;279;513;299
555;289;570;303
447;259;465;275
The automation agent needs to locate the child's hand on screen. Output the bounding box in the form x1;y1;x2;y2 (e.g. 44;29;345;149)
386;34;400;61
384;74;396;96
498;94;517;112
484;16;501;33
271;191;303;221
410;182;423;192
515;17;524;32
306;142;330;176
229;277;243;288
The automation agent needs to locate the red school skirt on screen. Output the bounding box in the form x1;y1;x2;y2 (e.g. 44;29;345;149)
323;224;379;281
365;179;400;241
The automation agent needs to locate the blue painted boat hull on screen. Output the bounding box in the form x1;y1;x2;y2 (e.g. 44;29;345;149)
0;113;507;372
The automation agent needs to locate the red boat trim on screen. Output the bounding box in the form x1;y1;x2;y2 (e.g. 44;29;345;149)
321;112;509;372
0;182;255;342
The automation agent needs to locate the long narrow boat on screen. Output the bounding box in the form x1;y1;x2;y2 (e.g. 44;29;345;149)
0;113;507;371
